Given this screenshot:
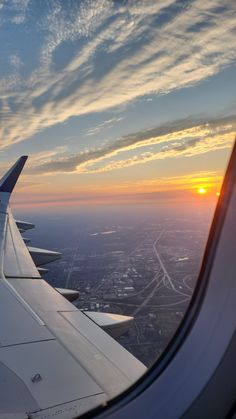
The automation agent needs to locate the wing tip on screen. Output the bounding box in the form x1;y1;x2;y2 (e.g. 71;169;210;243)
0;155;28;193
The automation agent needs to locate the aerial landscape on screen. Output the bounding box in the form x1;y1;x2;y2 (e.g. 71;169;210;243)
18;203;215;366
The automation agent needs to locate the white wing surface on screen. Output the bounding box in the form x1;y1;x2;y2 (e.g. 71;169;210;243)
0;157;146;419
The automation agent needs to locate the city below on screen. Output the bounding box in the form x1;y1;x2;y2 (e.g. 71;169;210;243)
22;207;212;367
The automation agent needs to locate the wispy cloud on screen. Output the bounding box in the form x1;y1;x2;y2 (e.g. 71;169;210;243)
76;133;234;174
28;115;236;174
9;53;23;70
0;145;68;177
85;116;124;136
0;1;236;149
39;0;112;67
8;0;29;24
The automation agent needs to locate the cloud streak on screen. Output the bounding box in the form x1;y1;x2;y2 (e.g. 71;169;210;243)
28;115;236;174
85;116;124;136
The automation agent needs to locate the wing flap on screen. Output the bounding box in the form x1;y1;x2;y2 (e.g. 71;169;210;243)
84;311;134;339
0;280;53;347
56;287;79;301
4;210;40;278
8;277;146;399
0;340;104;409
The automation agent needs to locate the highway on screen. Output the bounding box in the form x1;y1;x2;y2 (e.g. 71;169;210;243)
132;231;190;316
153;232;191;298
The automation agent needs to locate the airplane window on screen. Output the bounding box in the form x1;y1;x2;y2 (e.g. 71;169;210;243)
0;1;236;418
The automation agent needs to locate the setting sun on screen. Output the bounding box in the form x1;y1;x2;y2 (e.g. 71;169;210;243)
197;187;207;195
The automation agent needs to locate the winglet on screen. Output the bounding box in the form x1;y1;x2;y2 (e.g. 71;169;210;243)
0;156;28;193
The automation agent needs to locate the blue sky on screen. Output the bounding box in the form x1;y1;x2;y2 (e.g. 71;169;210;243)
0;0;236;207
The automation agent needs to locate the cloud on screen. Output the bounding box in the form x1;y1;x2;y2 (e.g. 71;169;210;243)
0;145;68;178
9;54;23;70
85;116;124;136
83;132;233;174
0;1;236;149
28;115;236;174
1;0;30;25
39;0;113;67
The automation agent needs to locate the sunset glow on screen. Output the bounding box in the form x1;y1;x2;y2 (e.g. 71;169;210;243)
197;187;207;195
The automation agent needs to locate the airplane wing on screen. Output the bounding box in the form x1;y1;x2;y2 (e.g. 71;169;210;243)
0;157;146;419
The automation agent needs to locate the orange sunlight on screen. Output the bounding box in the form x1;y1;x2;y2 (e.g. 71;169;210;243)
197;187;207;195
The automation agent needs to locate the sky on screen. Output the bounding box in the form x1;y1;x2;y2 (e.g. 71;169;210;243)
0;0;236;210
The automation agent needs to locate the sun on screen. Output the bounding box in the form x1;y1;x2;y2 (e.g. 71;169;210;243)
197;187;207;195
